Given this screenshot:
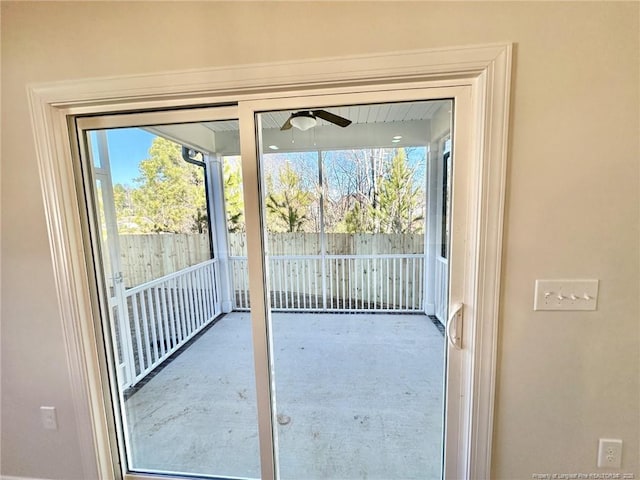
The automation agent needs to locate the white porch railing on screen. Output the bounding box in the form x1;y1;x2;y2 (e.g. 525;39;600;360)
112;254;431;389
230;254;425;312
113;259;221;389
434;256;448;323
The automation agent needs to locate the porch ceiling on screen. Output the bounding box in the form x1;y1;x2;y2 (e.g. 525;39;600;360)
146;100;451;156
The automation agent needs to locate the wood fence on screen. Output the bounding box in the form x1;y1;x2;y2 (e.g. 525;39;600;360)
118;232;425;289
228;232;424;256
119;234;211;287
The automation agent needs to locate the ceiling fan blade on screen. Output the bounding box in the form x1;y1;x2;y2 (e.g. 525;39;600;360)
312;109;352;128
281;116;293;131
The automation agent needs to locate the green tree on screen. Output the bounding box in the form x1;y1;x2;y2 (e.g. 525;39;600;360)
340;197;372;233
131;137;207;233
373;148;424;234
223;157;245;233
112;183;139;233
265;163;312;232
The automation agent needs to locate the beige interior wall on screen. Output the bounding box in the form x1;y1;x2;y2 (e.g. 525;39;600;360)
2;2;638;479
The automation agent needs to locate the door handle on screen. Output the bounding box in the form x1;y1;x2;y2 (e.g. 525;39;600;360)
447;303;463;350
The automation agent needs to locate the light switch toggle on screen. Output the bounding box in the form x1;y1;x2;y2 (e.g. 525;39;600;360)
534;279;599;311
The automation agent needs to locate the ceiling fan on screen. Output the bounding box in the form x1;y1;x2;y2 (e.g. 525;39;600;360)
281;110;352;131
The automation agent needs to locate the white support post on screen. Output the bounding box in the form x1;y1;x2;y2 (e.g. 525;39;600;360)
206;154;234;313
94;131;135;389
425;143;438;316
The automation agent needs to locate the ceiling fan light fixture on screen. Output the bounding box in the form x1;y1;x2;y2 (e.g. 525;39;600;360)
289;112;317;131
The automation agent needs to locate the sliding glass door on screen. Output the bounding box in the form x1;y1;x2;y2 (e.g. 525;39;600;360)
76;85;473;480
256;100;451;479
77;109;262;479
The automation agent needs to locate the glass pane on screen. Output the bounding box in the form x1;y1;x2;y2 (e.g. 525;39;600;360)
258;100;452;479
262;151;321;309
84;119;261;478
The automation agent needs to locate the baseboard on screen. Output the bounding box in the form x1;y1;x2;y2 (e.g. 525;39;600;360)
425;303;435;315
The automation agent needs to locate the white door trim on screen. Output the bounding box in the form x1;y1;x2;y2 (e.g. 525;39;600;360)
27;43;511;479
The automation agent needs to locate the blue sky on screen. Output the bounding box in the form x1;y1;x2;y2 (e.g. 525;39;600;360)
93;128;156;186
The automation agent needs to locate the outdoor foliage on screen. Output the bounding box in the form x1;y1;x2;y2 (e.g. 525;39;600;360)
113;137;208;234
373;149;424;234
110;139;426;237
223;157;245;232
265;163;314;232
264;147;426;234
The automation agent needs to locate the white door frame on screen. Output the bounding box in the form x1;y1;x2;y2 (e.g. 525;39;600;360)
27;43;511;480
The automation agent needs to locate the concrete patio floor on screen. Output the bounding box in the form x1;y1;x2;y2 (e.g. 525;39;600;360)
123;312;445;480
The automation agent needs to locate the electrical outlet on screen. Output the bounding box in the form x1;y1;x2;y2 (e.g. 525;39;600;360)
40;406;58;430
597;438;622;468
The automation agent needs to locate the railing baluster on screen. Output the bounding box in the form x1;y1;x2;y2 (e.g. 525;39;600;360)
148;289;159;363
242;261;248;309
347;258;352;310
209;262;215;314
188;271;197;332
205;262;214;318
358;258;367;309
167;279;177;349
190;270;199;329
327;258;332;310
202;266;209;321
303;259;307;309
191;269;200;328
235;261;239;309
277;259;282;309
201;264;209;319
293;260;300;308
189;272;198;333
195;268;204;327
167;280;176;346
405;258;410;310
393;259;397;310
365;258;369;310
411;258;419;310
386;258;390;310
185;271;195;331
419;258;424;310
214;262;221;313
285;260;290;309
139;291;153;370
307;258;312;310
175;276;184;339
235;261;241;309
153;285;165;357
373;258;377;311
341;258;346;308
285;260;293;308
130;294;143;376
400;259;405;310
178;275;188;339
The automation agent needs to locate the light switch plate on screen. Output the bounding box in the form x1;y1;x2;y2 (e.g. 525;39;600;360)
534;279;599;311
40;406;58;430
